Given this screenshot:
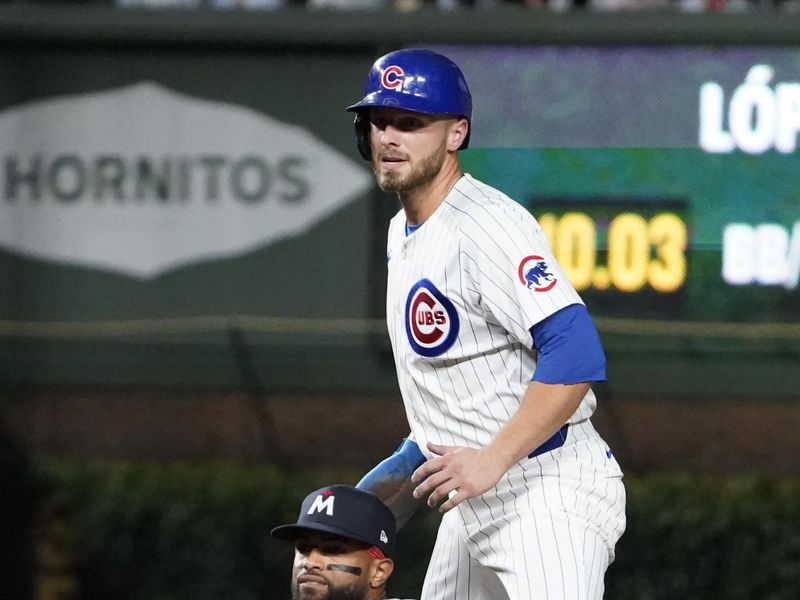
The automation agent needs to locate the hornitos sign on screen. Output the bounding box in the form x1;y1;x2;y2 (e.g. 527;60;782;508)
0;82;372;278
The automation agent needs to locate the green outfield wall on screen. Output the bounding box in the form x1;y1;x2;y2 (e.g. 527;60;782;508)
0;6;798;399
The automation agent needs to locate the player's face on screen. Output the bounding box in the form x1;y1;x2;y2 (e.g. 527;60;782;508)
367;108;459;193
290;531;391;600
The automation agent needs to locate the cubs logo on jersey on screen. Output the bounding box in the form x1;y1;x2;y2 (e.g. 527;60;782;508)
405;278;459;357
517;255;558;292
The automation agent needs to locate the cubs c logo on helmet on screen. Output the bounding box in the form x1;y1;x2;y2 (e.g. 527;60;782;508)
405;279;459;357
381;65;404;91
518;255;558;292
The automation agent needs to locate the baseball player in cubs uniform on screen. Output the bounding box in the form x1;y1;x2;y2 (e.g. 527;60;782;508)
347;49;626;600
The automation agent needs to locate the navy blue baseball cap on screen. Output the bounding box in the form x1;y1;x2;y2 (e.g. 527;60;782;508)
271;485;396;558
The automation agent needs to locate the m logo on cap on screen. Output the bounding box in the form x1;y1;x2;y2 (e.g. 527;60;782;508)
307;492;335;516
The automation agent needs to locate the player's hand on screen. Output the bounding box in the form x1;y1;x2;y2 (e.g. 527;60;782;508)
410;443;507;513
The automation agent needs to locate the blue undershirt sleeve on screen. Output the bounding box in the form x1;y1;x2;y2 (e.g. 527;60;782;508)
356;437;425;491
530;303;606;384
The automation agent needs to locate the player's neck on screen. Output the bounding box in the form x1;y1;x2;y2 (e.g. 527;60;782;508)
399;159;462;226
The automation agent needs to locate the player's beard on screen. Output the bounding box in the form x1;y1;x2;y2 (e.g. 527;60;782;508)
373;137;447;193
291;577;369;600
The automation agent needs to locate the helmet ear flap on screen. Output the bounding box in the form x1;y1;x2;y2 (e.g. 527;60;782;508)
353;113;371;161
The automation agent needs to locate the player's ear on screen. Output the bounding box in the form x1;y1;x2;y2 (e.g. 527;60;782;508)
368;558;394;588
446;117;469;152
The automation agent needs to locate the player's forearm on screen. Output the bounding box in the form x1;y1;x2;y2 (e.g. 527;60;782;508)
486;380;590;471
361;477;419;531
356;437;425;530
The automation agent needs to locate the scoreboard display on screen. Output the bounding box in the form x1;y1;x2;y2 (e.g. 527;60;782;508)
527;196;690;321
535;199;687;295
443;46;800;325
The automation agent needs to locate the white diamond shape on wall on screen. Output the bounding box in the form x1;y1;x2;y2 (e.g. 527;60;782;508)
0;82;372;278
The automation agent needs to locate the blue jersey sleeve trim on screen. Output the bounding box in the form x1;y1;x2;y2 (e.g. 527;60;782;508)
530;303;606;384
356;437;425;491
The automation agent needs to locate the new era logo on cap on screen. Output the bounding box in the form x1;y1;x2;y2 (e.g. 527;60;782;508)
270;484;397;557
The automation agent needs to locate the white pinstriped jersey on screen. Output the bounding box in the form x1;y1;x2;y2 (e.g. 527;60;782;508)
386;174;626;600
386;174;597;459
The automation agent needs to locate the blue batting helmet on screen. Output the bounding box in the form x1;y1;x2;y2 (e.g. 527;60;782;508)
346;48;472;160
